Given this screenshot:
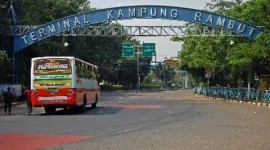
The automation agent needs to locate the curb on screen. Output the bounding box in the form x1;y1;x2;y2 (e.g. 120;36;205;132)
0;101;26;109
194;94;269;108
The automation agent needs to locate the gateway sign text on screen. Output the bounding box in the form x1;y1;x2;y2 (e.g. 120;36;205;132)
14;5;263;52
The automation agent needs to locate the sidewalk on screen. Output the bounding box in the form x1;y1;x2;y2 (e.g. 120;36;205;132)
0;101;26;109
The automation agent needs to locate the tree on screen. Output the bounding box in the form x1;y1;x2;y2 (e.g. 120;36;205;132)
205;0;243;11
0;50;11;82
116;56;152;86
143;72;157;85
173;0;270;88
155;62;176;87
0;0;151;86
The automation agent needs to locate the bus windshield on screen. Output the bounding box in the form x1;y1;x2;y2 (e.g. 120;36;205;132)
33;58;72;74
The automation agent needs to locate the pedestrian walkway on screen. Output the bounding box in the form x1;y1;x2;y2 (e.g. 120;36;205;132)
0;101;25;108
0;103;44;116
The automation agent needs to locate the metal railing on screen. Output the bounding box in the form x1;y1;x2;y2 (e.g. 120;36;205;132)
195;87;270;103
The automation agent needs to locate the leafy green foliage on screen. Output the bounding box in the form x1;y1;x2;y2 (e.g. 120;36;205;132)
173;0;270;88
0;0;152;86
155;62;176;86
0;50;11;81
116;56;152;85
205;0;243;11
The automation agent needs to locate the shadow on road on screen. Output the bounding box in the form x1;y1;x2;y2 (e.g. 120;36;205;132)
38;106;123;116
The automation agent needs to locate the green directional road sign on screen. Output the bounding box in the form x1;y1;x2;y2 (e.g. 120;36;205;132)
121;43;134;57
142;43;156;57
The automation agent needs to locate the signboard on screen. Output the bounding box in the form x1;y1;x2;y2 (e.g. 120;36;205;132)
35;74;72;80
121;43;134;57
166;59;177;67
14;5;263;52
33;58;72;74
142;43;155;57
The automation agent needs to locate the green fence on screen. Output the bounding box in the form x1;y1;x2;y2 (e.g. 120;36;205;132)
195;87;270;102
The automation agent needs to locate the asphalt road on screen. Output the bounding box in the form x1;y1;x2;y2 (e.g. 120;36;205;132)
0;90;270;150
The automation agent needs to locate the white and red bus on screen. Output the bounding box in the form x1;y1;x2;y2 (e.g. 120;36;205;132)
30;56;100;114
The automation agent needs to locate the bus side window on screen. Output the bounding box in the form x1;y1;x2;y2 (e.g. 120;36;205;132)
85;65;90;79
88;66;93;79
76;63;80;77
95;69;100;82
76;63;83;78
92;68;96;80
82;63;87;79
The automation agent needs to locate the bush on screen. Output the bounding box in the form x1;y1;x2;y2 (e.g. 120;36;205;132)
141;84;162;90
100;84;127;91
100;84;162;91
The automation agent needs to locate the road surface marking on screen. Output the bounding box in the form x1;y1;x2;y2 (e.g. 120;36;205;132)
78;117;91;121
0;133;93;150
167;110;173;114
112;105;161;109
161;116;172;122
116;127;141;134
157;95;160;99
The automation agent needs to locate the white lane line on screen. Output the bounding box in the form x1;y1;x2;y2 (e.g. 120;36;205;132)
116;127;141;134
167;110;173;114
78;117;89;121
182;102;213;104
161;116;172;122
157;95;160;99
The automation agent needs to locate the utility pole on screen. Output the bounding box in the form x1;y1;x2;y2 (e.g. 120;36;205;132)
185;71;189;88
154;50;157;84
163;57;167;88
136;45;141;91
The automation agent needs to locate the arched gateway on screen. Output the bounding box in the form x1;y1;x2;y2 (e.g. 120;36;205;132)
14;5;263;52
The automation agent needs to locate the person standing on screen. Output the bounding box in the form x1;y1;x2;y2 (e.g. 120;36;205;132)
12;88;16;102
0;90;4;102
24;87;32;115
4;87;14;115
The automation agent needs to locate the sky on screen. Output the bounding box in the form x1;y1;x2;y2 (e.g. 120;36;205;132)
89;0;212;61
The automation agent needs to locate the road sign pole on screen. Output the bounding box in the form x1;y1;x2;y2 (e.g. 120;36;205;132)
164;62;166;88
155;50;157;84
136;46;140;91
